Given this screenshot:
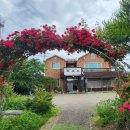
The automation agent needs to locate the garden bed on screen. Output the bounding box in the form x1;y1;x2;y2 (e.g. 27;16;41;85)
0;90;59;130
0;109;58;130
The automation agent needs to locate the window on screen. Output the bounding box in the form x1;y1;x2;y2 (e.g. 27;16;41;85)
84;62;102;71
90;53;95;59
84;62;102;68
52;63;60;69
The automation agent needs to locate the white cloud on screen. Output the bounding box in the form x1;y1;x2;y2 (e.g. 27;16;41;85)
2;0;129;65
0;0;121;36
0;0;14;17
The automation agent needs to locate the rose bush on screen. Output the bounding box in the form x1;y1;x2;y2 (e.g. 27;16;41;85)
113;74;130;113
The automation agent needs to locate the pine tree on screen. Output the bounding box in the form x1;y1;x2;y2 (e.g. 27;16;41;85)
96;0;130;53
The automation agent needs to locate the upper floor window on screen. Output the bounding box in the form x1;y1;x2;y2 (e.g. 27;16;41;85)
90;53;95;59
52;63;60;69
84;62;102;68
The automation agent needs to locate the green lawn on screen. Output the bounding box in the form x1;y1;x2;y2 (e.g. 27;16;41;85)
53;124;83;130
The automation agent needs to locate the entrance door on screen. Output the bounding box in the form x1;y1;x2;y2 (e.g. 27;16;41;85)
67;81;73;92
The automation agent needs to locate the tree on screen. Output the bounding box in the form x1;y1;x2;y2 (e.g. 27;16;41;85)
42;77;57;92
96;0;130;53
9;59;45;94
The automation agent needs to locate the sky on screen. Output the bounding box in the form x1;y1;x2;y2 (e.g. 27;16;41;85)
0;0;120;36
0;0;129;69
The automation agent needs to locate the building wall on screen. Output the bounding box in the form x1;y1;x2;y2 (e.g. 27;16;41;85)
77;53;112;90
45;53;112;91
45;56;66;89
77;53;110;68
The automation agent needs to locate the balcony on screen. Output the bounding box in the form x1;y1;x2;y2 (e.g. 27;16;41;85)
61;68;121;79
83;68;120;78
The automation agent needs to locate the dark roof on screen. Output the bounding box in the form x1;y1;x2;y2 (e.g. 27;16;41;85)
66;60;77;64
84;71;120;78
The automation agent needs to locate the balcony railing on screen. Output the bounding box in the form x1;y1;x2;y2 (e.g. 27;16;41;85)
61;67;117;78
60;68;117;78
82;68;114;72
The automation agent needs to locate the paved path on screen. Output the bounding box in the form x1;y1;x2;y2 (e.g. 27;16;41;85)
53;92;116;130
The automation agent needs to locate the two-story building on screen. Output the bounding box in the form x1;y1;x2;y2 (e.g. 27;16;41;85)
45;53;118;92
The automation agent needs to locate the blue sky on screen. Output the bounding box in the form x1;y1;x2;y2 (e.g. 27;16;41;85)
0;0;129;69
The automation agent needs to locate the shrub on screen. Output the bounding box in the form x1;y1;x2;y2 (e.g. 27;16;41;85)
27;89;53;114
5;95;30;110
0;107;59;130
0;111;46;130
96;99;124;127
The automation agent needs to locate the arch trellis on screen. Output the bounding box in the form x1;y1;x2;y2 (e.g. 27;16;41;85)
0;22;129;115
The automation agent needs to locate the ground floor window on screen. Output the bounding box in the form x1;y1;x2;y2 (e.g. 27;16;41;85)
86;78;114;91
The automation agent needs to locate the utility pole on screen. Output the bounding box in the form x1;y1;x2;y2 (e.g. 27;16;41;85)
0;16;5;39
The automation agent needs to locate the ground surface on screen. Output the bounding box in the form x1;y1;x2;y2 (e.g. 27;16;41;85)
41;92;116;130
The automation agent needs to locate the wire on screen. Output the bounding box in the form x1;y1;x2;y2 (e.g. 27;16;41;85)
7;17;25;29
27;4;45;18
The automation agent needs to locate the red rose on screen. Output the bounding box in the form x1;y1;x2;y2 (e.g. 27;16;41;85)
123;82;128;87
0;62;4;67
128;104;130;110
107;45;111;50
92;29;95;33
20;36;25;42
119;107;124;113
5;40;15;48
3;77;7;81
0;80;4;86
123;102;128;108
119;50;123;54
110;57;114;60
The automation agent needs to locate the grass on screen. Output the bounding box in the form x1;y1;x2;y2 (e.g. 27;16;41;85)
53;124;83;130
0;108;59;130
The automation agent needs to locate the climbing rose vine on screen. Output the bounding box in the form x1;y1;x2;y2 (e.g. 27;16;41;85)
113;74;130;113
0;21;127;114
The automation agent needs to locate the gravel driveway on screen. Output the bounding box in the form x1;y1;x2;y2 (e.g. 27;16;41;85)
53;92;116;130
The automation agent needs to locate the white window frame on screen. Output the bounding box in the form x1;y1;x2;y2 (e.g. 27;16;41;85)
52;62;60;69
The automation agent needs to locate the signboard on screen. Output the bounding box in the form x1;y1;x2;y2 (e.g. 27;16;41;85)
64;68;82;76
